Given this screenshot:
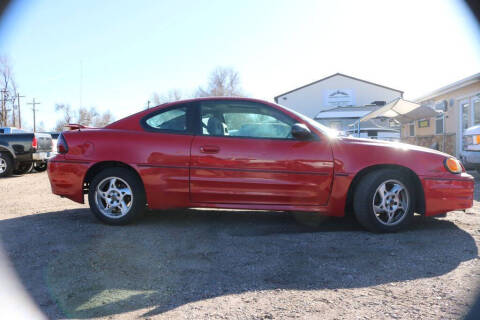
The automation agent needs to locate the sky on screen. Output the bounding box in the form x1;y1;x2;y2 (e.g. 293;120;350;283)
0;0;479;131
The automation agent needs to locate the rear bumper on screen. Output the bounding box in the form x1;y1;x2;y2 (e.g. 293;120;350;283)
421;173;474;216
47;159;90;203
32;152;49;161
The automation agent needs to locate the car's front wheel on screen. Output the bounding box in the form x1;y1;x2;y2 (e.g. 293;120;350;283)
353;169;415;233
88;167;146;225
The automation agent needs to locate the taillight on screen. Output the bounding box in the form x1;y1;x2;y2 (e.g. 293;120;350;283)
32;136;38;150
57;134;69;154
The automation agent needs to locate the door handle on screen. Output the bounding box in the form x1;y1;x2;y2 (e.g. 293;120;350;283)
200;145;220;154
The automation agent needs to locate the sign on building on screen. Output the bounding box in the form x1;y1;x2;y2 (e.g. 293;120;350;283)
324;89;355;107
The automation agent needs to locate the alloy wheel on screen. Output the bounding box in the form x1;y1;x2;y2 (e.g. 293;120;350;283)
0;158;6;174
372;179;410;226
94;176;134;219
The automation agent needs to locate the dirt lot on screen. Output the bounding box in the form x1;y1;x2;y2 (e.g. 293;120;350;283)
1;172;480;319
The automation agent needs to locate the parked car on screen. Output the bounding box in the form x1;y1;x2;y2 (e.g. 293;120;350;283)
47;97;474;232
0;130;52;177
0;127;27;134
37;132;60;172
460;124;480;173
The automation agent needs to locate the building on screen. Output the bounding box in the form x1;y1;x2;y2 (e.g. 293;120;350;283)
400;73;480;157
315;105;400;141
274;73;404;119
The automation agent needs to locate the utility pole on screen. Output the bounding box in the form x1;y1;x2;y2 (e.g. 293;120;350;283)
27;98;40;132
16;93;25;129
147;100;150;109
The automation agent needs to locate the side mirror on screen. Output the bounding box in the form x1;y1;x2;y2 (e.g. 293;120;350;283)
291;123;312;140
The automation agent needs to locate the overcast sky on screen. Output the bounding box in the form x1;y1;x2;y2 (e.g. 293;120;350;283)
0;0;479;130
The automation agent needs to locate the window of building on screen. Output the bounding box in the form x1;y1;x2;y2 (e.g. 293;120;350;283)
474;99;480;126
408;122;415;137
435;114;444;135
417;119;429;128
462;102;470;129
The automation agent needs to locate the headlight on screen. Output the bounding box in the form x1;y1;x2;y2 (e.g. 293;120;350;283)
473;135;480;145
444;157;462;174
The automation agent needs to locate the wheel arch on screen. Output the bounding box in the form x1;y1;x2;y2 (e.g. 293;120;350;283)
345;164;425;216
83;161;145;194
0;146;15;160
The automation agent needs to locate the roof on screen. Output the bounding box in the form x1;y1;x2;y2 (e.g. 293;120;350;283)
314;105;381;119
346;119;400;132
359;98;440;124
274;73;404;102
415;73;480;102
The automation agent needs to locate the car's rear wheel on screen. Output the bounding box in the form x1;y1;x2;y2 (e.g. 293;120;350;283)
0;153;13;177
353;169;415;233
34;162;48;172
88;167;146;225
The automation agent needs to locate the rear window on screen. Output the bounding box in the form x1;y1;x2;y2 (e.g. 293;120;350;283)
144;106;188;132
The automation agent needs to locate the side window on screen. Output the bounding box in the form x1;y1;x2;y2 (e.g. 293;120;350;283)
408;122;415;137
144;106;188;132
200;101;295;139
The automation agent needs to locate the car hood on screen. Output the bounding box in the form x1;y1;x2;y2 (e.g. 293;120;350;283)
336;136;453;159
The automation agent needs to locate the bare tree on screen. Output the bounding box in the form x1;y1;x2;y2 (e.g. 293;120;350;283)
151;89;183;106
54;104;114;131
0;56;16;126
196;67;244;97
77;107;98;126
93;110;114;127
54;104;76;132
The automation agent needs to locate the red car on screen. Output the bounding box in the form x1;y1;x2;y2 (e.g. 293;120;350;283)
47;97;474;232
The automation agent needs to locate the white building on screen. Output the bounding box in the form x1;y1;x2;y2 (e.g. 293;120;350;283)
274;73;404;118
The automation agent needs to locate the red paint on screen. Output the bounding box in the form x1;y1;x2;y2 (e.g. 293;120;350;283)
47;97;474;217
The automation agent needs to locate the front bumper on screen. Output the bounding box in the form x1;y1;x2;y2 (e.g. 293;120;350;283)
421;172;474;216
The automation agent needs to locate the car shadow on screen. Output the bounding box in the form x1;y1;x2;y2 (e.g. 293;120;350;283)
0;208;477;319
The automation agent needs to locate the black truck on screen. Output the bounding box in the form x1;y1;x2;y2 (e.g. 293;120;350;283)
0;130;53;177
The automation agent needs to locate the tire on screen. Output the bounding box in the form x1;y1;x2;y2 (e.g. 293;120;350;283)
353;169;415;233
88;167;146;225
13;162;33;175
34;162;48;172
0;153;13;177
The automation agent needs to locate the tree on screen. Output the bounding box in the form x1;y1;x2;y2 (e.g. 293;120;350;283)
54;104;114;131
54;104;76;132
0;56;17;127
77;107;98;126
151;89;183;106
196;67;244;97
93;110;114;127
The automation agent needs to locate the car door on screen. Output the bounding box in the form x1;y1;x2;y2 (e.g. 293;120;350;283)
189;100;334;206
138;103;195;209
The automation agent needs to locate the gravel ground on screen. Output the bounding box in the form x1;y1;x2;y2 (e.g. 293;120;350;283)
1;172;480;319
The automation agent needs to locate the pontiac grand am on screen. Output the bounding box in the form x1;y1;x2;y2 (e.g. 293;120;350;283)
47;97;474;232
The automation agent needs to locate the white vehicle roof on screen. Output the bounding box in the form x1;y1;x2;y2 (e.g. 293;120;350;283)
464;124;480;135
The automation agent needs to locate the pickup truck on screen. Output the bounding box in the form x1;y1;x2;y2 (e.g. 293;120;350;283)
0;130;52;177
460;124;480;173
